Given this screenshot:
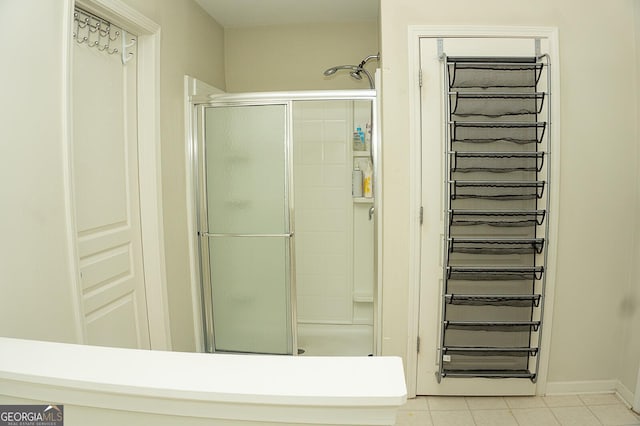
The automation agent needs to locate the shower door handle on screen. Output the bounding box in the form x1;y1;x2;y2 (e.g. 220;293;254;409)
199;232;294;238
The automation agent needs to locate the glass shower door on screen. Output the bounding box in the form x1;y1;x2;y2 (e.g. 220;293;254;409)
201;104;293;355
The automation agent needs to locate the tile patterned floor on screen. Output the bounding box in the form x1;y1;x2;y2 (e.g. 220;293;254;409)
396;394;640;426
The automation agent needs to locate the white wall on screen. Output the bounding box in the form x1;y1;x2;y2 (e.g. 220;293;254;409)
225;21;379;92
0;0;79;343
0;0;226;353
379;0;640;393
119;0;226;352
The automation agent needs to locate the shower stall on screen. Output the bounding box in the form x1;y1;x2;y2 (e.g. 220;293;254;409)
190;90;380;356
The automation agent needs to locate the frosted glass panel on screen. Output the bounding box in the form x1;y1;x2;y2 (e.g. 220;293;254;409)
204;104;291;355
209;237;290;354
205;105;287;234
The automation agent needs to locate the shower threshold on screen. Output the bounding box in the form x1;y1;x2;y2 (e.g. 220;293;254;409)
297;323;373;356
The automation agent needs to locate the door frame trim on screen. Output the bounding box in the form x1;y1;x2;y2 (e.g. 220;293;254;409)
66;0;171;350
635;364;640;412
407;25;560;397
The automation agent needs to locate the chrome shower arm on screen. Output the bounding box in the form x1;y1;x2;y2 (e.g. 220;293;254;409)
360;53;380;66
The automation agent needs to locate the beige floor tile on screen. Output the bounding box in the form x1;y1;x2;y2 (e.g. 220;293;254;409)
543;394;584;407
579;393;623;406
430;410;476;426
465;396;507;410
511;407;561;426
471;409;518;426
400;397;429;411
427;396;469;411
395;410;433;426
551;406;600;426
589;404;640;425
394;393;640;426
504;396;546;408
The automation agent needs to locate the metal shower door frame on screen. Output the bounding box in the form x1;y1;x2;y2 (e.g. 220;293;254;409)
191;89;380;356
193;99;294;355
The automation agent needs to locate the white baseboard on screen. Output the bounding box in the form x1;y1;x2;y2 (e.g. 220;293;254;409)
545;379;618;395
545;380;635;408
616;381;635;409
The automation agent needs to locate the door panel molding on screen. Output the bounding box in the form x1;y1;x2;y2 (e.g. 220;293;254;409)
66;0;169;349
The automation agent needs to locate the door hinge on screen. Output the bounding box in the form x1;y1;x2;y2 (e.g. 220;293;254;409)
418;68;423;87
419;206;424;225
417;336;421;353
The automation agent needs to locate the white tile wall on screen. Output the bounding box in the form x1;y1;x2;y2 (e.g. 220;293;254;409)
293;100;375;334
294;101;353;323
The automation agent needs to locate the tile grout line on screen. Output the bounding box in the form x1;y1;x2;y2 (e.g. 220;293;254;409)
543;395;600;426
396;395;640;426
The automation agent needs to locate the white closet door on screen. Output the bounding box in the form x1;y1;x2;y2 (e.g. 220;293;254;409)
72;22;150;349
417;37;543;395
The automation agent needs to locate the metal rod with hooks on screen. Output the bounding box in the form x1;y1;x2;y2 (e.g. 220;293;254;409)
73;7;136;65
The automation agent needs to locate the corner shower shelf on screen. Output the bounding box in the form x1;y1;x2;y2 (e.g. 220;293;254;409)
353;151;371;158
353;197;374;204
438;55;550;383
353;293;374;303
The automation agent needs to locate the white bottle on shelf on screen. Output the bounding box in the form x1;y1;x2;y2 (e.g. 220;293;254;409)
365;123;372;153
352;164;363;197
353;131;364;151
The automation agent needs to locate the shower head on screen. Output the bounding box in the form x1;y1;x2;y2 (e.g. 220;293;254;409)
324;65;360;76
322;53;380;89
323;68;338;76
323;64;372;88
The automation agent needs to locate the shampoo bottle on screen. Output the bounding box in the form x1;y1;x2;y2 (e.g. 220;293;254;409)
363;160;373;198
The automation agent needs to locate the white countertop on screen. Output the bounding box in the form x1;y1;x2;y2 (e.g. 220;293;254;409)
0;337;407;407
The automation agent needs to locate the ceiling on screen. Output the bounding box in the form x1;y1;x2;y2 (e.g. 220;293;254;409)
194;0;379;28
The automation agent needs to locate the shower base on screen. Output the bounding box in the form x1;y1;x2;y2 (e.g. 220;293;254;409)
297;323;373;356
